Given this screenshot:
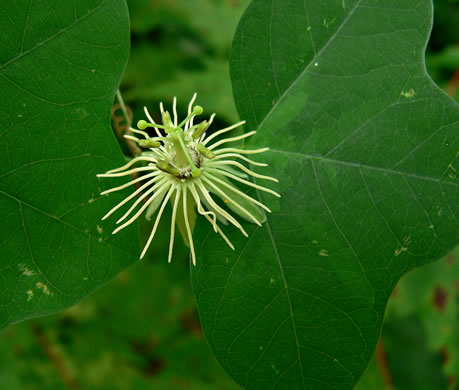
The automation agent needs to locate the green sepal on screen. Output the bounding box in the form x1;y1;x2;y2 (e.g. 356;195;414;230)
145;185;169;221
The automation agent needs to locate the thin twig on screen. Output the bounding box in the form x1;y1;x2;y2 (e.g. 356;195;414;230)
113;89;141;157
32;323;81;390
116;89;131;128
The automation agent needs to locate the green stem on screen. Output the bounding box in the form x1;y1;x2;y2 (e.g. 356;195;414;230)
116;89;131;127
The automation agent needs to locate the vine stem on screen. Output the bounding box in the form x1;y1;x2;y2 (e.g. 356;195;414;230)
113;89;141;157
32;323;81;390
116;89;131;127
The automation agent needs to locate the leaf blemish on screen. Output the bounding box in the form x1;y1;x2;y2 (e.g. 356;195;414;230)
26;290;33;301
314;62;318;67
36;282;52;296
18;263;36;276
88;198;95;204
97;225;103;234
319;249;328;256
401;88;415;98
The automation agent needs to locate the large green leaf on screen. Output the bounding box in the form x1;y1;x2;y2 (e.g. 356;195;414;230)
192;0;458;388
0;0;136;330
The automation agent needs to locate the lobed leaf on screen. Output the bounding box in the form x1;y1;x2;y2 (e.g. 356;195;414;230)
192;0;458;388
0;0;137;330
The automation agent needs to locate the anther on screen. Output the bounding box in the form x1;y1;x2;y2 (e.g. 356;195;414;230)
138;139;161;148
192;120;209;139
196;143;215;159
162;111;173;129
156;160;180;176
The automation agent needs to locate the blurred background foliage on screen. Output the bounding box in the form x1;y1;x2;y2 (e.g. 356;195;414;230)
0;0;457;389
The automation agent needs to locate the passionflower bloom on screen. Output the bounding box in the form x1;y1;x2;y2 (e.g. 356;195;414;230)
98;94;279;265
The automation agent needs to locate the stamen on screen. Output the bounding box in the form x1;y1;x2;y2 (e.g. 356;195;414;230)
209;160;278;182
138;139;161;148
195;143;215;159
140;185;176;259
191;121;210;139
202;121;246;146
161;111;173;129
182;187;196;266
207;131;256;150
156;160;181;176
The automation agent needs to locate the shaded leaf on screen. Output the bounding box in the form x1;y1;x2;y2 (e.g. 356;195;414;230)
0;0;136;330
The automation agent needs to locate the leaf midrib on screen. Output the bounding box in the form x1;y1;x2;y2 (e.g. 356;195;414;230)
254;0;363;135
268;148;457;186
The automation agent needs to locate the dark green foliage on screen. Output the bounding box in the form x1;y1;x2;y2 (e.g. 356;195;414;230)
0;0;137;331
192;0;458;388
0;0;457;388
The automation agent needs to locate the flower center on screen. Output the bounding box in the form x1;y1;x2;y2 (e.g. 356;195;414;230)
170;146;202;179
